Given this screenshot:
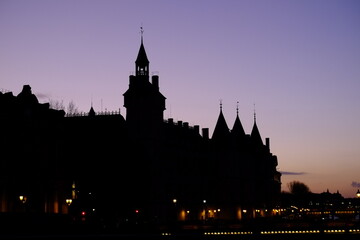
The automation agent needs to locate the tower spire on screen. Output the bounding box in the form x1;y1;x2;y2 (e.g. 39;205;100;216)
212;100;230;141
251;103;263;145
140;26;144;44
231;101;245;137
89;95;95;117
135;26;149;77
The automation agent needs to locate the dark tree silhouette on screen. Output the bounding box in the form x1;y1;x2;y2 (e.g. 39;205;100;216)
49;99;79;114
66;100;79;114
49;99;65;110
288;181;311;195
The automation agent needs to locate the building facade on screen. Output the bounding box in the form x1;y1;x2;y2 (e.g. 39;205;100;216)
0;37;281;225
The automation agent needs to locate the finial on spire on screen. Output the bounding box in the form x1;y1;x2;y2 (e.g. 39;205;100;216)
236;101;239;115
220;99;223;111
140;25;144;44
253;103;256;122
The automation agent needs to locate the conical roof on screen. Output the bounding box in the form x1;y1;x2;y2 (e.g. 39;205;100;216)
212;107;230;140
251;120;263;145
89;106;95;117
135;39;149;65
232;114;245;137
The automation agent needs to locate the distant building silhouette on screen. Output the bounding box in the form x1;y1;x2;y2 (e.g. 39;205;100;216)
0;36;281;224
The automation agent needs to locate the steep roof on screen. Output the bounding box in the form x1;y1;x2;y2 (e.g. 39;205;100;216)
232;113;245;137
212;107;230;140
251;119;263;145
89;106;95;117
135;38;149;65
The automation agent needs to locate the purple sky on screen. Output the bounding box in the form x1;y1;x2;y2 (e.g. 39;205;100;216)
1;0;360;198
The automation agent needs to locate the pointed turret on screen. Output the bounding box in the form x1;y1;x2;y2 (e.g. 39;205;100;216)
88;106;95;117
135;28;149;77
231;102;245;137
212;102;230;141
251;112;263;145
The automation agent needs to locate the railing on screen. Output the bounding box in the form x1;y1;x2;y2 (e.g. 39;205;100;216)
0;88;11;94
163;119;199;131
65;110;121;117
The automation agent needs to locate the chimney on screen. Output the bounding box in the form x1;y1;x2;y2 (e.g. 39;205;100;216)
152;75;159;90
194;125;200;134
129;75;136;86
168;118;173;125
202;128;209;139
266;137;270;150
183;122;189;129
177;121;182;127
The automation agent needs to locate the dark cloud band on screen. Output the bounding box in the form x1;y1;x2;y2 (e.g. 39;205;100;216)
280;171;307;175
351;181;360;188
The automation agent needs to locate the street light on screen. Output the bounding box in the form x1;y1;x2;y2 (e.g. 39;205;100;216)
66;199;72;206
19;195;27;212
203;200;207;222
19;195;27;204
356;189;360;198
172;199;177;222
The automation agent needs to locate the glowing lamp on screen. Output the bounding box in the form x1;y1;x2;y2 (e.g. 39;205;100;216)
19;195;27;203
65;199;72;206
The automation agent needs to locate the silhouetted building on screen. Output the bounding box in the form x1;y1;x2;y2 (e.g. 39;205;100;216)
0;36;281;225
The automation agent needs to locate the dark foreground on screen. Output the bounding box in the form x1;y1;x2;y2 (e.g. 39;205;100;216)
1;213;359;240
1;232;360;240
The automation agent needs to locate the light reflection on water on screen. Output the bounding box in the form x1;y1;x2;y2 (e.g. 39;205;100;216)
1;229;359;240
1;233;359;240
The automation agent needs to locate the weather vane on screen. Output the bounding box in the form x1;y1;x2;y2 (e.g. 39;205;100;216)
140;25;144;43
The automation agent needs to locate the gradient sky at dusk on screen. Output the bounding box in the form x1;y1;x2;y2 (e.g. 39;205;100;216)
1;0;359;198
